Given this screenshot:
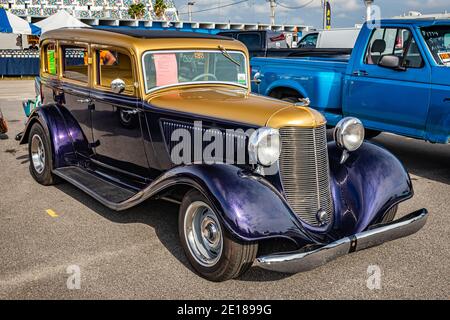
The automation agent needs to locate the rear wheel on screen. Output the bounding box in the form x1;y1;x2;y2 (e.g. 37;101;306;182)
179;190;258;282
28;122;57;185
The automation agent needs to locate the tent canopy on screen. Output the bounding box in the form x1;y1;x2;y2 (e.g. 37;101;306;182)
35;10;90;34
0;8;40;35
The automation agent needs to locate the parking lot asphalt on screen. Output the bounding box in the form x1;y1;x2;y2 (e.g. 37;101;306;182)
0;80;448;299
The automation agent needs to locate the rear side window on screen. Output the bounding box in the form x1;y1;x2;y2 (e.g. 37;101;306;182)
365;27;424;68
62;45;88;83
42;43;57;76
96;49;134;94
237;33;262;50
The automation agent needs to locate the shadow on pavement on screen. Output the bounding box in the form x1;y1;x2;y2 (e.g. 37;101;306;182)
372;134;450;185
327;129;450;185
54;182;292;282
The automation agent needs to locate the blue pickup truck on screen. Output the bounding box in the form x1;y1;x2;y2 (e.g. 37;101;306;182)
251;19;450;143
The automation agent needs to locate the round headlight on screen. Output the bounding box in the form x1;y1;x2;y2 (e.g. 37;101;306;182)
248;127;281;167
334;117;365;152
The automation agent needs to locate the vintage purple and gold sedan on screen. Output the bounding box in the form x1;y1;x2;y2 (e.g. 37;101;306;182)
20;28;427;281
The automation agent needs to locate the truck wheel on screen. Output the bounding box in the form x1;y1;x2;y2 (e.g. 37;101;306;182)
179;189;258;282
28;122;57;185
365;129;381;140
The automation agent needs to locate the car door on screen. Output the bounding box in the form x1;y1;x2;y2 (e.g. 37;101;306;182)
59;43;94;156
346;26;431;139
89;46;150;177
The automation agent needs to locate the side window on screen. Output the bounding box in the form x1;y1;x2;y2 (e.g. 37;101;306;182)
365;28;424;68
299;33;318;48
62;45;88;83
237;33;262;50
96;49;134;94
42;43;57;76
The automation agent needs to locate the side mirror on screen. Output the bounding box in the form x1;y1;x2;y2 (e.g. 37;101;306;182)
378;55;406;71
111;78;126;94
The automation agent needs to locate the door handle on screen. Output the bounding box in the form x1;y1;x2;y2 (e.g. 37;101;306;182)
352;70;369;76
76;98;92;104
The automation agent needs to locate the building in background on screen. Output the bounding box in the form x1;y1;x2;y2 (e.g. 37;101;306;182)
0;0;309;33
1;0;179;23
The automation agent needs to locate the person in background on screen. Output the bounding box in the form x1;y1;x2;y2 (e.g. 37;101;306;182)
28;43;38;50
0;108;8;135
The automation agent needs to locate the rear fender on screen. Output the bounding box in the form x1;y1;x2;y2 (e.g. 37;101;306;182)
265;80;308;99
19;104;88;168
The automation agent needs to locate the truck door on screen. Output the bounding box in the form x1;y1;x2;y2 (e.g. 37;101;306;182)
346;26;431;139
237;32;264;58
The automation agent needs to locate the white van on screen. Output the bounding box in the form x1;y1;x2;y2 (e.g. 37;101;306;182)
298;28;361;49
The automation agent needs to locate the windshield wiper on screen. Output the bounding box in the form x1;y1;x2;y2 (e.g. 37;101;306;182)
218;45;241;66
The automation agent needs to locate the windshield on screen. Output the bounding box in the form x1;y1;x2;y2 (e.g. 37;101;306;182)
142;50;248;93
421;26;450;66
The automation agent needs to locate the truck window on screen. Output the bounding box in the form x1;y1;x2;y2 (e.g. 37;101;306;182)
62;45;88;83
365;27;423;68
298;33;318;48
96;49;134;93
237;33;262;50
42;43;57;76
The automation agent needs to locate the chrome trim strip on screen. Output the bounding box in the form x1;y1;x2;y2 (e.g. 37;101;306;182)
254;209;428;274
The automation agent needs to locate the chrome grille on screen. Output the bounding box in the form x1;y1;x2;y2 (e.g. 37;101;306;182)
279;125;333;226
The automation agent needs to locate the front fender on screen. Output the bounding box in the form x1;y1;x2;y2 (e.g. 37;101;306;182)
329;142;413;237
153;164;320;247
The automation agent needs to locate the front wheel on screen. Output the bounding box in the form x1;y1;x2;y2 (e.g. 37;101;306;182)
179;190;258;282
28;122;57;185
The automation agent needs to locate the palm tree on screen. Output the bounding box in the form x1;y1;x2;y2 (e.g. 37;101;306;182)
128;2;146;20
153;0;167;20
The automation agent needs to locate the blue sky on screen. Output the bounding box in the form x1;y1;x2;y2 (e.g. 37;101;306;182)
172;0;449;28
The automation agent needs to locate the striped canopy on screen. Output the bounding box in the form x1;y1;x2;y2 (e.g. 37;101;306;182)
0;8;41;35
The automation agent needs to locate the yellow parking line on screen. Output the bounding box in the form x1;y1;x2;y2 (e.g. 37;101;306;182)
46;209;59;218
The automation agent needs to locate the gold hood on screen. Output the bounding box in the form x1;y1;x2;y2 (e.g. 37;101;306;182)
147;85;326;128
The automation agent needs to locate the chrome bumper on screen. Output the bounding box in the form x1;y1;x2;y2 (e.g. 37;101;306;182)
255;209;428;274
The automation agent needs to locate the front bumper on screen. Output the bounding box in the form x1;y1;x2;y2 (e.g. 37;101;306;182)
255;209;428;273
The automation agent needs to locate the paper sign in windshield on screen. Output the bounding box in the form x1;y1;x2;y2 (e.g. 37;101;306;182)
154;53;179;87
438;52;450;66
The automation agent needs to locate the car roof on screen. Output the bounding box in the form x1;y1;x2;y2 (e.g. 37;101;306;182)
40;27;247;54
95;28;233;40
375;18;450;27
42;27;232;40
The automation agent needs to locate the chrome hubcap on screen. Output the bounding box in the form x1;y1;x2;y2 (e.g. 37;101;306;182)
184;201;223;267
31;134;45;174
120;110;131;124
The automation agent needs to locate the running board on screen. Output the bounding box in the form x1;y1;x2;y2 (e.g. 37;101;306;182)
53;166;141;211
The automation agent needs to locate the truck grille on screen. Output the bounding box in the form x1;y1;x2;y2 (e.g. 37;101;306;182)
279;125;333;226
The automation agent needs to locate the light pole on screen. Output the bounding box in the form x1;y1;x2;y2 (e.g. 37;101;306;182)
364;0;374;21
268;0;276;25
188;1;195;22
